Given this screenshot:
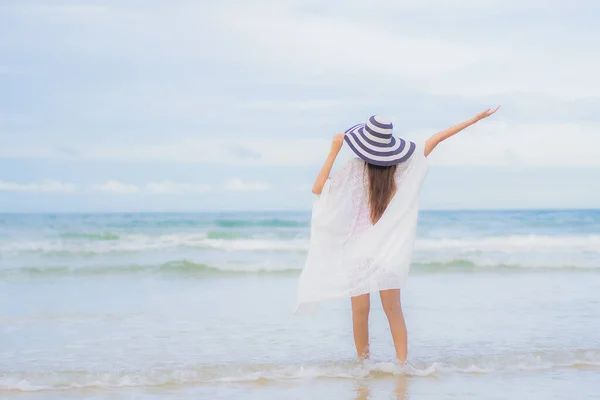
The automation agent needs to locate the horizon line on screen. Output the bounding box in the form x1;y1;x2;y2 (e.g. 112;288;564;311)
1;207;599;215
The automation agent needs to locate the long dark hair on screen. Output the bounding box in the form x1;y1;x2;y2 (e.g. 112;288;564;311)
366;163;397;224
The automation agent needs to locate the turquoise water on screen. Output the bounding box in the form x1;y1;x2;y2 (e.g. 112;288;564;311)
1;210;600;399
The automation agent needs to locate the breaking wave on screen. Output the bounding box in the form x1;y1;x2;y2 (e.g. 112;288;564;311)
2;349;599;392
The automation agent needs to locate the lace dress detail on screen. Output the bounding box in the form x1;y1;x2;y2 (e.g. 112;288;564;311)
296;143;429;312
329;159;419;297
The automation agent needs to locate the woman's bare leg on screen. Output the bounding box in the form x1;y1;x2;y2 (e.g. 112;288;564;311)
351;294;371;360
380;289;408;362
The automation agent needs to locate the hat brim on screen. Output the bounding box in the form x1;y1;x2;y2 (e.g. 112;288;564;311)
344;124;416;166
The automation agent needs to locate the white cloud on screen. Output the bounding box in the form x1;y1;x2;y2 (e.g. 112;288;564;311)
3;1;600;171
410;121;600;167
204;2;600;101
344;0;536;9
3;119;600;167
217;5;483;81
146;181;211;194
418;49;600;100
91;180;140;194
246;100;339;110
294;184;312;191
0;145;56;158
0;138;331;166
7;1;599;100
0;180;76;192
0;179;213;195
225;179;270;191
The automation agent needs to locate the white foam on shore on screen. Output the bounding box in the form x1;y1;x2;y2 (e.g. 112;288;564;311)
2;349;599;392
2;233;599;255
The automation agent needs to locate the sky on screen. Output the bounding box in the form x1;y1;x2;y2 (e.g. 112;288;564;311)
1;0;599;212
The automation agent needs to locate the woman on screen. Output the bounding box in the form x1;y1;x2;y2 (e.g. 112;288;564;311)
296;106;500;362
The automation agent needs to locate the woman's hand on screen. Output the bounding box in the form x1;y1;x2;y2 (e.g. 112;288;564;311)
330;133;345;154
474;105;501;121
424;105;501;157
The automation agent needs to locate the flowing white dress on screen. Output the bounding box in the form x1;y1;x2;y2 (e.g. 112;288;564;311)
295;143;429;313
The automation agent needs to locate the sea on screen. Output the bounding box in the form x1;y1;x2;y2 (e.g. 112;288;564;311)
1;210;599;399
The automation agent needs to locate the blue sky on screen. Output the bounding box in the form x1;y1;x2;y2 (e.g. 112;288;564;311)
1;0;599;212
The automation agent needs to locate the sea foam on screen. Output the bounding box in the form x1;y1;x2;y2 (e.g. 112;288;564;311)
2;349;599;392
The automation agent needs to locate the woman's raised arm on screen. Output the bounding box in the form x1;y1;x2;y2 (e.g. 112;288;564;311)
312;134;344;194
424;106;501;157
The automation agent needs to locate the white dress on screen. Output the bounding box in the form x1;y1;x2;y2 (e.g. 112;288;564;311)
295;143;429;313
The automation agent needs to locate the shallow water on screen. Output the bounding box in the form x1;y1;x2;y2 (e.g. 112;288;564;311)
1;211;599;399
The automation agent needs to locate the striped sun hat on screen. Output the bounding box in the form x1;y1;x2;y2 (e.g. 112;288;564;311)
344;115;416;166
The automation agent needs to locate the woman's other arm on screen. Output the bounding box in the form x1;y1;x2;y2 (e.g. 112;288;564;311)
424;106;501;157
312;134;345;194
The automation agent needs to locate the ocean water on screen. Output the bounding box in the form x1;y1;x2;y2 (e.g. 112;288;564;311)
1;210;599;399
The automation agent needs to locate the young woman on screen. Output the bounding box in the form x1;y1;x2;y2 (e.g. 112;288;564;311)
296;106;500;362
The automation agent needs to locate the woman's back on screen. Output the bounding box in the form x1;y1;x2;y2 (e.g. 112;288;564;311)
329;157;418;240
296;147;429;312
